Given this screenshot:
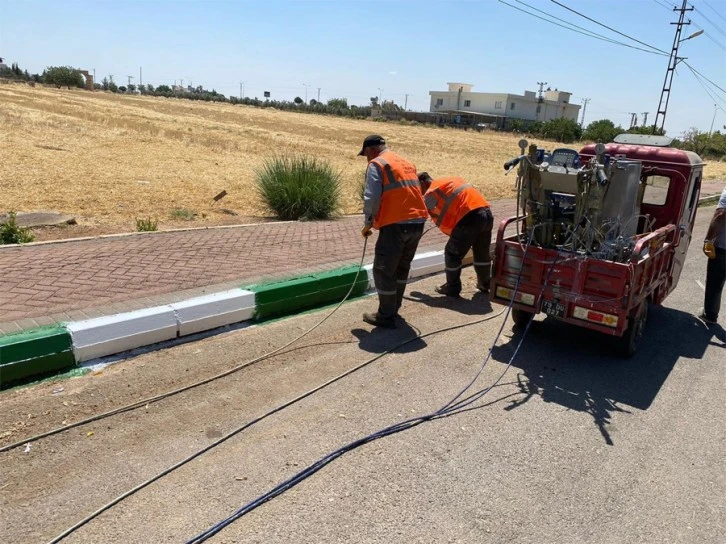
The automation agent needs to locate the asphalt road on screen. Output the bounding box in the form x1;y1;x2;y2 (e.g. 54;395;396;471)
1;209;724;544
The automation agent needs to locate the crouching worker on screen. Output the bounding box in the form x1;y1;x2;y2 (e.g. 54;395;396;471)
359;135;429;328
418;172;493;297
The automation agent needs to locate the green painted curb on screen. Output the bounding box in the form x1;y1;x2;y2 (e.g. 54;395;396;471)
0;326;76;389
247;265;369;320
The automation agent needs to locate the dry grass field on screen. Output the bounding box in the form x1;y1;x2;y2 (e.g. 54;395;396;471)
2;82;724;239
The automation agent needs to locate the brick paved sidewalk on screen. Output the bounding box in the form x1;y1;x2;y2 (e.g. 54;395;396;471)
1;178;722;335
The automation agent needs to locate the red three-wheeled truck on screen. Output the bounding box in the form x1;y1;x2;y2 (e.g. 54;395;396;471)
490;134;704;356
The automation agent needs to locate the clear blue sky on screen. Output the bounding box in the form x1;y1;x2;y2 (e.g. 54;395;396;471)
2;0;725;136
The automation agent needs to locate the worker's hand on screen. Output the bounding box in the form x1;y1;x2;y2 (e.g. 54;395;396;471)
703;240;716;259
361;224;373;238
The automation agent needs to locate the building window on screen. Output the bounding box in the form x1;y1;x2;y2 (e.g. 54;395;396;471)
495;101;503;109
510;102;515;110
436;98;443;106
464;99;471;107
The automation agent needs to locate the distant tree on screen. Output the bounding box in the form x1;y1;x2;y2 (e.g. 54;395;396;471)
327;97;348;109
118;85;127;93
540;117;582;143
101;76;110;91
370;97;379;106
381;100;402;112
583;119;621;143
679;127;710;156
309;98;319;106
108;80;118;93
127;83;136;92
44;66;84;89
509;119;524;132
94;82;102;90
155;84;172;93
294;96;303;105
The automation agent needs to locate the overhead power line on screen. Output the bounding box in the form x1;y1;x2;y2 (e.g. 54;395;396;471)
550;0;669;54
685;61;726;95
702;0;726;23
497;0;668;56
512;0;636;48
692;6;726;38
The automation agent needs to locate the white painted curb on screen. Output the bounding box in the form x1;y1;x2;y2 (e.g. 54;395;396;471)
409;251;446;279
63;249;448;364
68;306;178;363
171;290;256;337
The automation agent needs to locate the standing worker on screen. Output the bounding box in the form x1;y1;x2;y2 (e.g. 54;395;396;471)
359;135;428;328
700;185;726;325
417;172;493;297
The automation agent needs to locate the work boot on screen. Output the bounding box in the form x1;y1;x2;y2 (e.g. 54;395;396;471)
362;312;396;329
476;281;490;294
435;283;461;298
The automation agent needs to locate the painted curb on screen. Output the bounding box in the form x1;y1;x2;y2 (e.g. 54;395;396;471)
0;250;447;388
247;265;371;320
0;326;74;387
172;289;256;337
68;306;178;363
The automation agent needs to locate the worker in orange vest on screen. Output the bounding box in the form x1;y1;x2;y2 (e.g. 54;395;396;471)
359;135;429;328
418;172;493;297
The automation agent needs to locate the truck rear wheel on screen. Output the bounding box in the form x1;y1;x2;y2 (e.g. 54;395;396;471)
618;301;648;357
512;308;535;328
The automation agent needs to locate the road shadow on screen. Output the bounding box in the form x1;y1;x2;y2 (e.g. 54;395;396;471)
406;289;493;316
351;317;427;354
492;305;724;445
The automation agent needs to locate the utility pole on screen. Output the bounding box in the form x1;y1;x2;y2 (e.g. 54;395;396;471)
303;83;310;103
580;98;590;127
127;75;133;87
629;112;638;128
709;104;718;135
641;112;649;127
404;94;409;110
317;87;321;102
139;67;142;86
240;82;245;99
92;68;96;80
378;88;384;104
653;0;694;134
536;81;547;121
180;78;184;88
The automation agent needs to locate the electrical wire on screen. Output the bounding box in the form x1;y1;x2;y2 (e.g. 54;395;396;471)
511;0;638;48
685;63;726;110
549;0;670;54
703;0;726;23
693;6;726;38
45;309;509;544
497;0;669;56
684;61;726;96
0;237;371;454
186;235;559;544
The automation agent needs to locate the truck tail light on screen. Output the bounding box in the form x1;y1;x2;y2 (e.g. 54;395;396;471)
573;306;618;328
495;286;536;306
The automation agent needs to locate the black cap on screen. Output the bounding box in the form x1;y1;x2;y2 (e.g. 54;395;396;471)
358;134;385;156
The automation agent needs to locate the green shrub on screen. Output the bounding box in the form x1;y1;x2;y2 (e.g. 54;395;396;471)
169;208;197;221
136;217;158;232
256;155;341;220
0;212;35;244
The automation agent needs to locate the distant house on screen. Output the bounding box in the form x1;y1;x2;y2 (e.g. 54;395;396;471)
429;82;581;129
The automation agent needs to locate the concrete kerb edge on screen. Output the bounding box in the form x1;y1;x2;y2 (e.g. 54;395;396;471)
0;250;447;388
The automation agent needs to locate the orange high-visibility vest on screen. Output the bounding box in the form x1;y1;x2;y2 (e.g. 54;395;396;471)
370;151;428;229
424;177;489;236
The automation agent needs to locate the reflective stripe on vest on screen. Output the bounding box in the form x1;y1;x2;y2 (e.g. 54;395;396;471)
424;177;489;236
370;152;428;229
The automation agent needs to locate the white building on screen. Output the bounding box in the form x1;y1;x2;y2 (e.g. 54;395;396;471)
429;82;581;128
